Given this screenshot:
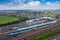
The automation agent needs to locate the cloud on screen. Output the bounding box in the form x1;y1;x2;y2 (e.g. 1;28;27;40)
46;2;51;6
20;1;60;10
46;2;60;7
0;0;60;10
45;2;60;10
28;1;40;6
19;1;41;10
0;1;41;10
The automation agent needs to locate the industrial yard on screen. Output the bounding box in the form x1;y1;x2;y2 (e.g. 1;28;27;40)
0;16;59;40
0;0;60;40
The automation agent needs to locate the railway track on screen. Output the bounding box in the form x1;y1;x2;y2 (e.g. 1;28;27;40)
0;18;59;40
12;20;60;40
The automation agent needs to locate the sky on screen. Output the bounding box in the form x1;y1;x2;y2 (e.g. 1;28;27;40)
0;0;60;10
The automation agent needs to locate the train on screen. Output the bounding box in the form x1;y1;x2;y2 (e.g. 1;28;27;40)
0;17;57;36
8;21;56;36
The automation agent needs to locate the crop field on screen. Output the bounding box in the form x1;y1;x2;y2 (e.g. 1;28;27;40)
0;16;20;25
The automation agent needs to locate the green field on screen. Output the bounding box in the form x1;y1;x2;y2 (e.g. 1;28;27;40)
0;16;28;26
45;13;57;18
29;28;60;40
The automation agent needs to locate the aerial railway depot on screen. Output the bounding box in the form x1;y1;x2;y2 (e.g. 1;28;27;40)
0;10;60;40
0;17;60;40
12;19;60;40
0;0;60;40
0;17;56;35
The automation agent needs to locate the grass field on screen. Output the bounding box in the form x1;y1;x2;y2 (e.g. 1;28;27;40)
45;13;57;18
29;28;60;40
0;16;20;25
